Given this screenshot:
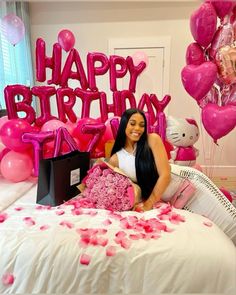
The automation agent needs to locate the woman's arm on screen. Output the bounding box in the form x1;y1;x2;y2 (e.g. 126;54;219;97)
142;133;171;211
108;153;119;168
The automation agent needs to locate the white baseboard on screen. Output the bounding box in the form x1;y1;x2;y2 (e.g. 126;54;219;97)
201;165;236;178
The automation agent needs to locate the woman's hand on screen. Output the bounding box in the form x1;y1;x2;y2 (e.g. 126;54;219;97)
133;200;153;212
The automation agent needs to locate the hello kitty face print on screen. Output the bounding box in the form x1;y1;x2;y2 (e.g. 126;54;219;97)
166;116;199;147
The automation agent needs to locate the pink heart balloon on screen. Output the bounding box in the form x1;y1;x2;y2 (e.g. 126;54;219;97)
181;61;217;102
186;42;205;65
190;3;217;48
201;103;236;142
208;0;235;19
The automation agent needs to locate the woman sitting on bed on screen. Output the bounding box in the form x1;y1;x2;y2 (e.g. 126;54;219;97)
109;108;171;212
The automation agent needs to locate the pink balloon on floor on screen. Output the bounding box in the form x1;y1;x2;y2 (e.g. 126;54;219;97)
0;143;10;162
0;151;33;182
0;116;8;130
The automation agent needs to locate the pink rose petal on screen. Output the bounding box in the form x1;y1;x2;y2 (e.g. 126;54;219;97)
106;245;116;257
80;253;91;265
14;207;24;211
120;238;132;249
23;217;36;226
97;228;107;235
0;213;8;223
164;227;174;233
97;237;108;247
55;210;65;216
203;221;213;227
71;208;83;215
2;273;14;285
35;205;45;210
115;231;126;238
102;219;112;226
129;234;142;240
59;220;74;229
89;236;97;246
39;225;50;231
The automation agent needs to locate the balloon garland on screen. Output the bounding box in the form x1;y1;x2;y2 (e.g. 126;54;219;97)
181;0;236;143
0;26;171;181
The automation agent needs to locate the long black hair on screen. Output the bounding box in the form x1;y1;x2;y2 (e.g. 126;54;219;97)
111;108;159;200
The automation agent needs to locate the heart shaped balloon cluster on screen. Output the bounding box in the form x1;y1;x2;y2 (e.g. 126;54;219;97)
181;0;236;143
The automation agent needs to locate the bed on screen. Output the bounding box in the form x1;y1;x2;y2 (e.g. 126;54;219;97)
0;165;235;294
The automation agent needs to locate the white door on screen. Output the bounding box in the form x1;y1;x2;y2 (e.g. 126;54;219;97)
108;37;171;110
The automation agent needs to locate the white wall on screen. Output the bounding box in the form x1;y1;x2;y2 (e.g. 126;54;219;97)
28;0;236;177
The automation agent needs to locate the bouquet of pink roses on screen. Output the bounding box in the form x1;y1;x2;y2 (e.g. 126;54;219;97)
80;162;140;211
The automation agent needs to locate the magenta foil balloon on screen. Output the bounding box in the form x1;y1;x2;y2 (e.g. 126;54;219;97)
186;42;205;65
201;103;236;143
190;2;217;48
181;62;217;102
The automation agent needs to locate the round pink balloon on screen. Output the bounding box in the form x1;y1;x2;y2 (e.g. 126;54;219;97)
65;120;78;135
57;29;75;52
0;151;33;182
190;2;217;48
132;51;149;67
186;42;205;65
201;103;236;143
0;119;33;152
0;142;10;162
72;118;97;150
96;117;118;152
41;119;66;132
1;13;25;45
0;116;8;130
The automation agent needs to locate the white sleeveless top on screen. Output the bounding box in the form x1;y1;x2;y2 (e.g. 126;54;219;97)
116;149;137;183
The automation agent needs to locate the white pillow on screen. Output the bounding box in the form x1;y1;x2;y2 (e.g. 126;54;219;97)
170;164;236;245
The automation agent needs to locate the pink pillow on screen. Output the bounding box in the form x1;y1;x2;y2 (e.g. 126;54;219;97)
170;179;196;209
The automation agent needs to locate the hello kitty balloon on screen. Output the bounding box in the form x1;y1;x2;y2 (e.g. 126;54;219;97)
166;116;199;166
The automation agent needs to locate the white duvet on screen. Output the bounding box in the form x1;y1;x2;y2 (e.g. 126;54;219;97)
0;183;235;294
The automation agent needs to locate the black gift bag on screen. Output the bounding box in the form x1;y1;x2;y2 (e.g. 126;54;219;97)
36;150;90;206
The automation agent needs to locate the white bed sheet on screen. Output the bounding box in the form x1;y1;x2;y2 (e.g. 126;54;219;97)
0;181;235;294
